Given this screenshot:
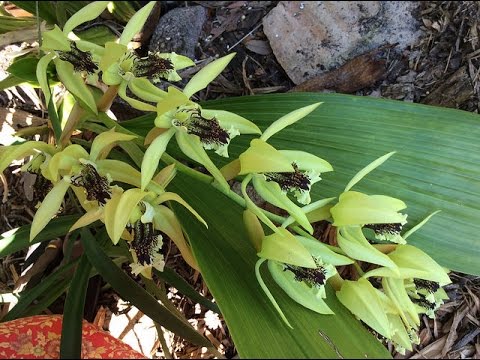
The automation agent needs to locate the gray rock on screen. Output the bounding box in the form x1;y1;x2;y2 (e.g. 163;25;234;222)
149;5;207;60
263;1;422;85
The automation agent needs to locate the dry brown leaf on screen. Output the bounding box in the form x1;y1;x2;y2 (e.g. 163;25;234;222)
245;39;272;55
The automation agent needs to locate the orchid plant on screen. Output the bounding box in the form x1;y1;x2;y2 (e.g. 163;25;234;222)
0;1;453;358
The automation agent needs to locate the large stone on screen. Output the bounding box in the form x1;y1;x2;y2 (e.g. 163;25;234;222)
149;5;207;59
263;1;422;85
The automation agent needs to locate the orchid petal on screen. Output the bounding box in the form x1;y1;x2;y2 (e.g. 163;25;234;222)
257;228;316;268
89;128;137;161
30;179;70;241
141;127;176;190
63;1;109;35
344;151;396;192
154;192;207;228
278;150;333;173
260;103;322;142
183;53;236;98
201;109;261;135
119;1;156;45
268;260;334;314
239;139;294;175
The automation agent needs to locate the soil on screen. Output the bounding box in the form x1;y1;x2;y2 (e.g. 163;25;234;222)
0;1;479;359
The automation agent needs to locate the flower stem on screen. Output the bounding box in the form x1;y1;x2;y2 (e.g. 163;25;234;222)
59;85;120;148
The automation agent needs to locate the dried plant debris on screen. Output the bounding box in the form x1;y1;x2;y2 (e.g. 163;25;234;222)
380;1;480;111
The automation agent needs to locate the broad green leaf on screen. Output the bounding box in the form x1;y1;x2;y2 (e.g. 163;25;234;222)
60;255;92;359
30;179;71;241
63;1;109;35
119;1;155;45
183;53;236;99
11;1;57;24
80;228;210;347
196;93;480;276
7;56;40;82
55;59;98;114
154;268;220;314
169;173;390;358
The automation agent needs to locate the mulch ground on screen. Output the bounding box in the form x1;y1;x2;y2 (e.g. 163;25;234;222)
1;1;479;359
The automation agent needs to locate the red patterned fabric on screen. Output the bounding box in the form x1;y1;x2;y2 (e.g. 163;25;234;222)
0;315;146;359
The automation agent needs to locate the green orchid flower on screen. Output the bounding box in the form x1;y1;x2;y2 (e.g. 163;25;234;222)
37;2;112;114
336;278;416;353
103;187;207;278
251;225;352;327
235;103;332;235
140;53;261;191
22;129;138;241
330;152;409;245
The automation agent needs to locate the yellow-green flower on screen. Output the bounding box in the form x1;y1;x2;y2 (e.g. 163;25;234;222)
140;53;261;191
254;227;353;327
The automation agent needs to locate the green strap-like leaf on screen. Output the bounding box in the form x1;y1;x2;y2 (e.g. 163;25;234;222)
154;268;220;314
60;255;92;359
0;215;80;257
2;259;79;322
80;228;211;347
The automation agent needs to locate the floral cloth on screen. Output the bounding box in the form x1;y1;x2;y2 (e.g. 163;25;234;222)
0;315;146;359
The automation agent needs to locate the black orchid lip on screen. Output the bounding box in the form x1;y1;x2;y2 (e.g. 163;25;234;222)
131;220;161;266
413;278;440;293
283;262;327;287
58;42;98;74
132;52;174;80
186;111;230;147
364;222;403;238
70;163;111;205
265;162;310;192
